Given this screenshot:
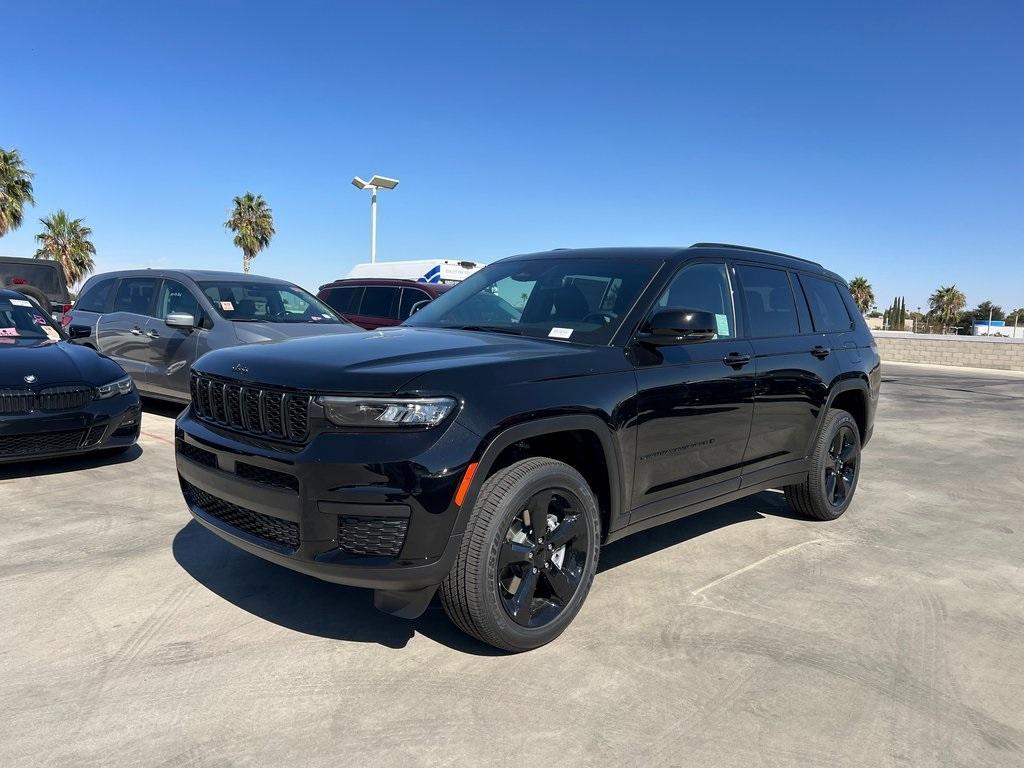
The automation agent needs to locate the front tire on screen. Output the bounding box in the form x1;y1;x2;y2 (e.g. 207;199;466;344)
440;458;601;652
785;409;861;521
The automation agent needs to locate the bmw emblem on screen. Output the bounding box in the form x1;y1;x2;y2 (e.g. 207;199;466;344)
24;374;37;384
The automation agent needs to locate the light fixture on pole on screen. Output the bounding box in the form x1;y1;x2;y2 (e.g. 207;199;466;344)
352;175;400;263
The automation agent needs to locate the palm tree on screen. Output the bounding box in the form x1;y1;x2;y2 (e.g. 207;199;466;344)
0;147;36;237
33;210;97;287
225;193;275;273
928;284;967;333
847;277;874;314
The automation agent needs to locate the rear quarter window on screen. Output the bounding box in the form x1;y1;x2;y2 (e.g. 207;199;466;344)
799;275;853;333
76;278;116;313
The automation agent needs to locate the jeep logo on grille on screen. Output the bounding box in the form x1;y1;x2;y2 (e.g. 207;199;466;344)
231;363;248;375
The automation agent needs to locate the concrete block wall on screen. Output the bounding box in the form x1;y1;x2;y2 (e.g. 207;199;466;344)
872;331;1024;372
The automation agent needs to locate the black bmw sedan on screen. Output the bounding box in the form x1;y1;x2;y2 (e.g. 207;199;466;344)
1;288;141;463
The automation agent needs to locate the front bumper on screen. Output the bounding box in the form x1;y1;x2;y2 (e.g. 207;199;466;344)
0;395;141;463
174;409;480;593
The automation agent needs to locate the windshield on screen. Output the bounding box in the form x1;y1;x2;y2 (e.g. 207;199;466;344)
405;257;659;345
0;295;64;345
198;281;345;324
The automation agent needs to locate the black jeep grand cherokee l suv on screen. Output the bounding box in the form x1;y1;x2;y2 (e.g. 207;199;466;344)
175;244;880;651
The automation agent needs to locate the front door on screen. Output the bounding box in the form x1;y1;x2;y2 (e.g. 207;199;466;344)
733;264;838;485
631;261;755;520
143;279;202;399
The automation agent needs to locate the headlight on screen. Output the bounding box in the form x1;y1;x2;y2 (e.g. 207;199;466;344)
318;396;457;427
96;376;134;399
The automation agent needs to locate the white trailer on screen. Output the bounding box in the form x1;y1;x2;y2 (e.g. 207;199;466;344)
346;259;484;285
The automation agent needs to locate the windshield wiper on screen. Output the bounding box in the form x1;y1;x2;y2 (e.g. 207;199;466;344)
447;324;523;336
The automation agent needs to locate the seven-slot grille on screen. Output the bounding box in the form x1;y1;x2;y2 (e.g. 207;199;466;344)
0;385;95;414
190;372;310;442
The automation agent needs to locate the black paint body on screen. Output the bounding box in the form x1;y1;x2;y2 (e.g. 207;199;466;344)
175;246;880;613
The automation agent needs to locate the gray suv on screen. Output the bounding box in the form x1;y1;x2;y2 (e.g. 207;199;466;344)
66;270;356;401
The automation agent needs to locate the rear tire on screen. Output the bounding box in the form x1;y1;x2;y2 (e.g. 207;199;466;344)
784;409;861;521
440;458;601;652
13;285;51;313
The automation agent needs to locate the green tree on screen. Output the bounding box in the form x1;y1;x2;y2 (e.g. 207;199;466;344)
0;147;35;237
225;192;275;273
928;285;967;333
847;277;874;314
969;300;1004;322
33;210;96;286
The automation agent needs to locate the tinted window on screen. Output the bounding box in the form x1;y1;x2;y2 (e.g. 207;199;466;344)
399;288;432;320
112;278;158;316
736;265;799;337
0;262;66;297
656;262;735;338
323;286;362;314
406;257;659;345
76;278;116;313
156;280;200;320
359;287;398;318
800;275;853;333
0;295;63;343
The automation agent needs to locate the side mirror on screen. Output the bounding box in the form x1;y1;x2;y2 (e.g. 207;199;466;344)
67;325;91;340
640;308;718;345
409;299;432;316
166;312;196;331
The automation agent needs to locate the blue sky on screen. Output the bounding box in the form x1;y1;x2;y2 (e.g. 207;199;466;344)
2;1;1021;312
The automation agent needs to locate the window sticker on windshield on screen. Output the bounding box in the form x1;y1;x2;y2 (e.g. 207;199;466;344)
549;327;573;339
715;314;730;337
32;314;48;325
220;301;234;311
310;315;323;322
42;326;59;341
10;298;32;307
0;328;19;337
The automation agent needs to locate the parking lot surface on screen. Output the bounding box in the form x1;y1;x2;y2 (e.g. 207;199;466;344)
2;362;1023;767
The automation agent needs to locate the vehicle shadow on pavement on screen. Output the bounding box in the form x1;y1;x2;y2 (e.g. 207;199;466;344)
598;490;797;572
0;444;143;481
172;490;801;656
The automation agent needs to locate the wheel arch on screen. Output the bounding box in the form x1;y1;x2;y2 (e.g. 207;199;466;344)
456;415;625;541
821;375;871;446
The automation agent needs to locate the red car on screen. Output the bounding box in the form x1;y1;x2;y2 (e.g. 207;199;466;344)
317;279;451;330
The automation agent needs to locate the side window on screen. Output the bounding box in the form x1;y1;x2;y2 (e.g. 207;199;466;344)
359;286;398;318
735;265;800;337
323;286;361;314
799;275;853;333
76;278;116;313
112;277;158;316
655;261;735;338
156;280;200;320
399;288;431;320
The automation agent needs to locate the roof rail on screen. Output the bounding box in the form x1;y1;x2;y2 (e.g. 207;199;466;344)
689;242;817;265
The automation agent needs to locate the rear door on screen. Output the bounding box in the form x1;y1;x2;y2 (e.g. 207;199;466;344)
734;264;838;486
97;276;160;382
353;286;400;329
630;260;755;519
143;278;203;399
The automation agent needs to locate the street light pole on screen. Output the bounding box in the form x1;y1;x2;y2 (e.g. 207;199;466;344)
352;175;399;265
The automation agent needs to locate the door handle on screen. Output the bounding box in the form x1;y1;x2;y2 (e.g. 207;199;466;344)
811;345;831;359
130;327;142;335
146;330;159;339
723;352;752;367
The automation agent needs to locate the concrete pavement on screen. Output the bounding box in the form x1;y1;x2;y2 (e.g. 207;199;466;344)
1;363;1022;767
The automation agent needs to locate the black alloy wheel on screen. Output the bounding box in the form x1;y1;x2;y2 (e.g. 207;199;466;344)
497;488;591;628
824;424;859;507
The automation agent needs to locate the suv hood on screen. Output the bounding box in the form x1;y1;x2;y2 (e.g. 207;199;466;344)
195;326;620;393
230;321;357;344
0;340;125;388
